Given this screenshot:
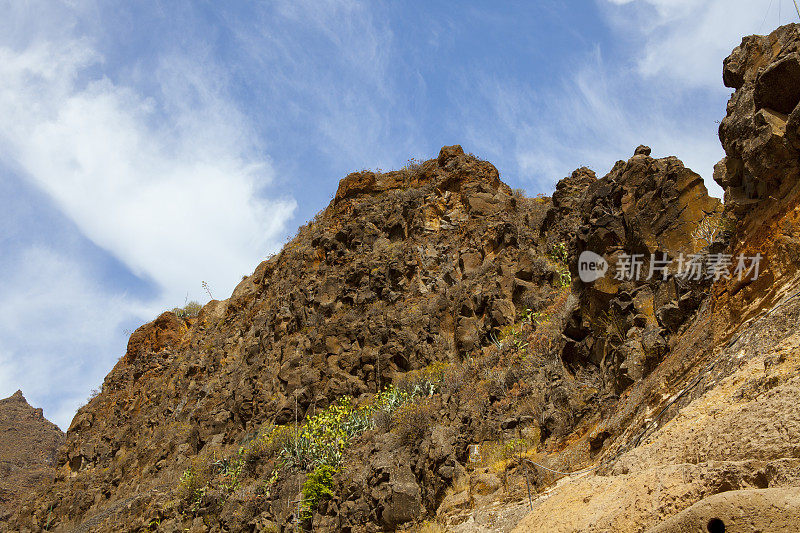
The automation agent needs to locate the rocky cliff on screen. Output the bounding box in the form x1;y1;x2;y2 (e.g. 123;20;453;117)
510;22;800;532
5;24;800;533
0;391;63;519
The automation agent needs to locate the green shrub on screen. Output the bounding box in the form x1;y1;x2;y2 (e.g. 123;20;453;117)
371;384;411;412
549;243;571;288
213;449;245;492
172;300;202;318
501;438;532;461
282;397;372;470
301;464;338;519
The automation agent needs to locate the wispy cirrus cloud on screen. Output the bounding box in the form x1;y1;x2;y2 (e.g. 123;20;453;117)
0;1;297;427
0;38;296;306
454;0;787;197
602;0;788;90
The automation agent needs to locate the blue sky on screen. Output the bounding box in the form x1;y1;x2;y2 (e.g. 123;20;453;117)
0;0;794;429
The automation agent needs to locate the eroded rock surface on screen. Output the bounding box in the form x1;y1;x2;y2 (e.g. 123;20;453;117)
510;23;800;533
0;391;63;519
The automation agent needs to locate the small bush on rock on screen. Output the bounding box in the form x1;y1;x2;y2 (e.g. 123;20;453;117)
301;464;338;520
243;424;293;473
548;243;571;288
392;399;433;446
172;300;202;318
178;452;217;512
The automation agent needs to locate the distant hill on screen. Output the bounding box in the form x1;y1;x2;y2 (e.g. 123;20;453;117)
0;390;63;519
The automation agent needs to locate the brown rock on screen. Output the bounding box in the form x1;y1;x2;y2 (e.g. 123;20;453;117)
0;390;63;514
125;311;184;362
754;52;800;114
381;464;423;528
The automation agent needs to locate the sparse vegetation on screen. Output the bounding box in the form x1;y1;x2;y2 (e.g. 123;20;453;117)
594;309;627;343
403;157;423;174
692;213;721;248
549;242;571;288
392;399;433;446
300;464;337;519
86;387;101;403
202;280;213;299
242;425;293;474
177;374;444;516
172;300;201;318
692;211;736;248
178;451;218;512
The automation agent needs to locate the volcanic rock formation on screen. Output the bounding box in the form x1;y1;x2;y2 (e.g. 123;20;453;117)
6;23;800;533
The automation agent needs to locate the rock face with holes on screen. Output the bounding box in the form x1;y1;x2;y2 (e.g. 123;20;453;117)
0;391;63;519
650;488;800;533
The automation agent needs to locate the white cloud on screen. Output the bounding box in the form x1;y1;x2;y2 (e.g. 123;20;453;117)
602;0;792;90
456;48;723;198
455;1;786;197
0;247;133;429
0;37;296;311
0;2;298;427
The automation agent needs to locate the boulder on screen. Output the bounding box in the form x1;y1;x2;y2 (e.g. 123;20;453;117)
649;488;800;533
381;465;422;529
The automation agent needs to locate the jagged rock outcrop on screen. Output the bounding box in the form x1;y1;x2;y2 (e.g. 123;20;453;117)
717;23;800;211
714;23;800;331
509;23;800;533
546;148;721;392
0;391;63;518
